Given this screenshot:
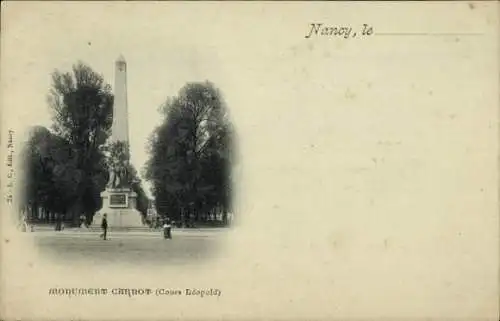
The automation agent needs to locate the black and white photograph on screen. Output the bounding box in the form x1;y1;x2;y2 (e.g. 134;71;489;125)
16;53;238;264
1;2;498;321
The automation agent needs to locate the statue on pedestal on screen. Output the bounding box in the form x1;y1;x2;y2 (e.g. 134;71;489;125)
107;161;130;189
106;141;131;189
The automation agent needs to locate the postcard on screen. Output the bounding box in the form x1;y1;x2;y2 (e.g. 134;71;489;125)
1;1;498;320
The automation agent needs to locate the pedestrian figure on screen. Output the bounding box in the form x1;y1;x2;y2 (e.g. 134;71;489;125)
163;218;172;239
22;216;31;232
100;214;108;240
55;214;62;231
79;214;86;228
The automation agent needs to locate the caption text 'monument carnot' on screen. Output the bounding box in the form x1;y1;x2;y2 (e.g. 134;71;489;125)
48;287;222;298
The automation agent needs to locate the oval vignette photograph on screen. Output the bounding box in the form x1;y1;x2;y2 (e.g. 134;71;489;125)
16;54;239;266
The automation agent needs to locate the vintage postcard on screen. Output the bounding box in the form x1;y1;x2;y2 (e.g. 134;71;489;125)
1;1;498;320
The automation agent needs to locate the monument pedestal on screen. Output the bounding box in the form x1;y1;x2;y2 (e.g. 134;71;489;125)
93;188;144;230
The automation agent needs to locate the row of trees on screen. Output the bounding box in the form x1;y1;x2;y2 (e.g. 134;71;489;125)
18;61;235;228
19;63;149;226
144;82;235;227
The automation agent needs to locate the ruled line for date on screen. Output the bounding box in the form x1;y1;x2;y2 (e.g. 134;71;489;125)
375;32;483;36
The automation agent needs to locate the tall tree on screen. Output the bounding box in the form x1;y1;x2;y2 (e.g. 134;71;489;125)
145;81;235;227
47;62;113;223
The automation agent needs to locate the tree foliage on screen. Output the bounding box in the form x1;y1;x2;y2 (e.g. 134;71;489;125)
19;62;149;225
144;81;235;226
131;172;150;219
19;126;83;221
44;62;114;223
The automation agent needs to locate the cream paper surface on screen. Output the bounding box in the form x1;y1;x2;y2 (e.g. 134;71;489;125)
1;2;498;320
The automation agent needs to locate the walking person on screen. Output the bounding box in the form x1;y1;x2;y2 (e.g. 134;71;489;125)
100;214;108;240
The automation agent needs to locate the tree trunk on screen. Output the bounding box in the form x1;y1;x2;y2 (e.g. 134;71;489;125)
68;201;83;227
31;203;37;221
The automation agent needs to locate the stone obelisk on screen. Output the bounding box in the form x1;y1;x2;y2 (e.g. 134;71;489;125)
93;55;144;230
112;55;129;143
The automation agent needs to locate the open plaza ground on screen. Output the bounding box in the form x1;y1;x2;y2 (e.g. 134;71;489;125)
29;228;228;266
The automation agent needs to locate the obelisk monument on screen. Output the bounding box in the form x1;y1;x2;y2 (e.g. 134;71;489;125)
93;55;144;230
112;55;129;143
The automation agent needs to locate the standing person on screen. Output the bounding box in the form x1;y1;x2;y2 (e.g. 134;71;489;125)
100;214;108;240
55;213;62;231
22;216;29;232
79;214;86;228
163;218;172;239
